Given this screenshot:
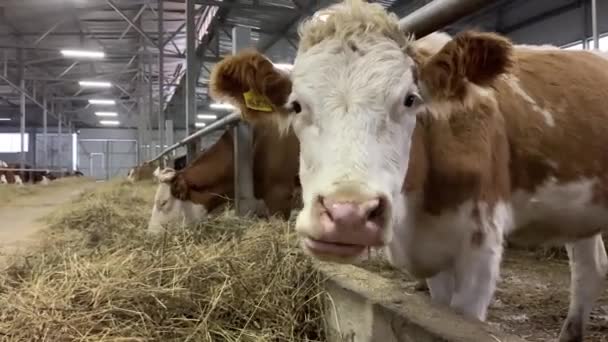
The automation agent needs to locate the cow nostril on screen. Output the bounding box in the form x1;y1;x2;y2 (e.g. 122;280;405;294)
368;200;383;220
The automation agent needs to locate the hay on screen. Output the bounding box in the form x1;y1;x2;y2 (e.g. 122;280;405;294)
0;180;326;341
0;177;91;206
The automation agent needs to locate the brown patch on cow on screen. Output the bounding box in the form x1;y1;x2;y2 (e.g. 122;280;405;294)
209;49;292;122
418;31;514;101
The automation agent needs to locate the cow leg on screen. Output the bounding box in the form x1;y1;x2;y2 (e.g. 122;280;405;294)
449;230;503;321
558;234;608;342
426;270;454;305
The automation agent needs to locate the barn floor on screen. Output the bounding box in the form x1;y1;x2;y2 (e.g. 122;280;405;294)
0;178;98;265
361;249;608;341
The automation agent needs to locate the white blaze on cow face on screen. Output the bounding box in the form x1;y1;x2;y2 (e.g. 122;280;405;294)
0;174;7;184
14;175;23;186
41;176;50;185
147;169;207;234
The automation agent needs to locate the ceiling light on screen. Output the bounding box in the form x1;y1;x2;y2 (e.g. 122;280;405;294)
273;63;293;69
79;80;112;88
197;114;217;120
61;49;105;59
0;118;11;121
99;120;120;125
195;122;207;128
88;99;116;105
210;103;234;110
95;112;118;117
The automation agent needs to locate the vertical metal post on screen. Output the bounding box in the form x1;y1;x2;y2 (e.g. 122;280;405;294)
106;140;111;180
185;0;196;163
43;90;48;168
3;49;7;77
592;0;599;49
18;48;26;170
138;14;145;165
158;0;165;160
58;109;62;170
231;26;256;217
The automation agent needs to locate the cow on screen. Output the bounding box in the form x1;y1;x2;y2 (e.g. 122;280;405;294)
147;122;300;234
127;161;160;183
207;1;608;341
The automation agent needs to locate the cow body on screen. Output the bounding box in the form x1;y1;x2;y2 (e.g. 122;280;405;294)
208;1;608;340
147;123;300;233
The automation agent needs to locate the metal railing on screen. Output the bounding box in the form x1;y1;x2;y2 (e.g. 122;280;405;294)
147;112;240;164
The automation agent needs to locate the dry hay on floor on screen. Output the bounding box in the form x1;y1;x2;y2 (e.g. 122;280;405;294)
0;177;91;205
0;180;326;341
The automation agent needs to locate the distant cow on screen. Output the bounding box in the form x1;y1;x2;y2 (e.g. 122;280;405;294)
147;123;300;233
127;161;160;183
208;1;608;341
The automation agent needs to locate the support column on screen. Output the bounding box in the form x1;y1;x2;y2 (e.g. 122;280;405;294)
58;107;62;170
43;89;48;168
18;48;26;171
231;26;256;217
592;0;599;49
158;0;165;160
185;0;196;163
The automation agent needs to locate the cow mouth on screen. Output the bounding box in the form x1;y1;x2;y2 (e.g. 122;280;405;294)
302;237;368;258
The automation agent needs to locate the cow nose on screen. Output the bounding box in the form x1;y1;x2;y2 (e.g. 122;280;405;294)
321;197;385;226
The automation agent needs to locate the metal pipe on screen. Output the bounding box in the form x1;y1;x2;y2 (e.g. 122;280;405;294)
398;0;496;39
119;5;147;40
58;111;62;169
0;168;66;172
0;74;59;119
80;139;137;142
43;91;48;168
185;0;196;156
592;0;599;50
148;112;240;163
106;0;159;48
20;78;26;171
158;0;166;157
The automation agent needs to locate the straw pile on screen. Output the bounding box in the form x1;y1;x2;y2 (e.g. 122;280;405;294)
0;180;326;341
0;177;90;205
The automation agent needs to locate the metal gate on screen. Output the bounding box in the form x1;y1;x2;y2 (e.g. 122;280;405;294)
78;139;138;180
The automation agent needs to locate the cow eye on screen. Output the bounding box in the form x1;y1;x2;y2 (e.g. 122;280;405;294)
290;101;302;114
404;93;419;108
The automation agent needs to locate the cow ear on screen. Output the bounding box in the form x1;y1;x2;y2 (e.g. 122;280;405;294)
420;31;513;100
210;49;292;123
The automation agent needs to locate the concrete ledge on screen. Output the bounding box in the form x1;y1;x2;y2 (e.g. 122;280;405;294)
318;262;527;342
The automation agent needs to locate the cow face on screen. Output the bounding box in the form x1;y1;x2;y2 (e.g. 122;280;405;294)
0;174;6;184
209;1;512;263
147;168;207;234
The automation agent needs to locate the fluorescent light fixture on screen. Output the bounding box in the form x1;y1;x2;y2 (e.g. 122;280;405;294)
0;118;11;121
195;122;207;128
210;103;235;110
79;80;112;88
273;63;293;68
99;120;120;125
197;114;217;120
61;49;105;59
95;111;118;117
88;99;116;105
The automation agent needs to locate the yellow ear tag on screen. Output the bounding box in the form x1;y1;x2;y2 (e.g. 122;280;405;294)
243;90;274;112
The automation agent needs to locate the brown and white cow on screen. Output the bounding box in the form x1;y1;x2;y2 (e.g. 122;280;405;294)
208;1;608;340
127;161;160;183
147;122;300;233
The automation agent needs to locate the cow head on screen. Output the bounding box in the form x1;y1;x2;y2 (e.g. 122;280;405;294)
0;174;6;184
209;0;513;263
147;168;209;234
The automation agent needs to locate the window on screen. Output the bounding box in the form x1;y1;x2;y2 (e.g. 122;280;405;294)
586;35;608;51
0;133;29;153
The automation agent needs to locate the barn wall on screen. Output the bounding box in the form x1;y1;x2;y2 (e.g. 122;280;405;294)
506;1;608;47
